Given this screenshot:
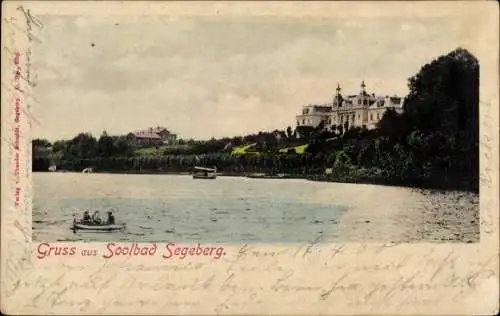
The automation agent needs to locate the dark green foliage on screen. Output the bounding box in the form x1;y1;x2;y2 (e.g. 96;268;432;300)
32;138;51;147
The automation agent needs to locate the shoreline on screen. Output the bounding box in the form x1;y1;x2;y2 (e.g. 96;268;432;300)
33;170;479;193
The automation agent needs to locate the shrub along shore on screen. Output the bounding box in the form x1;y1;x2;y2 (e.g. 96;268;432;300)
32;155;477;192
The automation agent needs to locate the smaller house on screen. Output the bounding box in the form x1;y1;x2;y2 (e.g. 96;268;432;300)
126;126;178;147
127;132;163;147
149;126;177;144
161;133;177;145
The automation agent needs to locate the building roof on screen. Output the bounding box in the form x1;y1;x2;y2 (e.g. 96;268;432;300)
135;126;171;135
133;132;162;139
313;107;332;113
367;96;404;109
303;103;331;108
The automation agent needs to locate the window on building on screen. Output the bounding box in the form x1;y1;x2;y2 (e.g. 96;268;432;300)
357;114;360;119
370;114;373;121
363;99;368;105
377;113;380;120
297;121;300;126
303;109;309;115
302;119;305;124
352;114;355;121
358;99;361;105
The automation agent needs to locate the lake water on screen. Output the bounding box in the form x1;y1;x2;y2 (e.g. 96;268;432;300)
32;173;480;243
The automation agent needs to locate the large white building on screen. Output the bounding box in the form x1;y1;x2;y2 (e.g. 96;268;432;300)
296;81;404;131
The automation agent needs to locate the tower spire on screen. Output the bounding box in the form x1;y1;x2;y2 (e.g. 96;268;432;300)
360;80;366;95
334;83;343;107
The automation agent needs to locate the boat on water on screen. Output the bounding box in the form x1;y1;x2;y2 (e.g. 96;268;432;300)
72;211;124;231
72;221;125;231
192;166;217;179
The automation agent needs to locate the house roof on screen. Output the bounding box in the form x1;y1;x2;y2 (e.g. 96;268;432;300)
136;126;171;135
133;132;162;139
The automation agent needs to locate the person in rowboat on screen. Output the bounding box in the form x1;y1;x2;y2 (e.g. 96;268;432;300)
107;211;115;225
82;211;91;224
92;211;102;224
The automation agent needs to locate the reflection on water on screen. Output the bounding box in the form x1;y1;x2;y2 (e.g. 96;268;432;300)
32;173;479;243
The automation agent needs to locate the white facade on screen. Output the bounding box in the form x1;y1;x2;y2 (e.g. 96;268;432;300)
296;104;332;128
296;81;404;131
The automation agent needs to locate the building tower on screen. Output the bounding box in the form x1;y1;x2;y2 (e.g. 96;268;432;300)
334;83;342;107
360;80;366;95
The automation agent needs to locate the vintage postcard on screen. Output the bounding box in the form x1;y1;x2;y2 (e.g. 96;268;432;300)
1;1;499;314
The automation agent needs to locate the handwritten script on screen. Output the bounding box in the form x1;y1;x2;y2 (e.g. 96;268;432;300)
2;4;42;300
11;243;498;314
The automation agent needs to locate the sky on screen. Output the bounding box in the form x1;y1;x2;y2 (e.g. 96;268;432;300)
31;14;468;141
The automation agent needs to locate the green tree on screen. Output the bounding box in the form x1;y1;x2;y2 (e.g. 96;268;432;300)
113;136;132;156
65;133;97;159
333;150;352;170
32;138;51;147
97;130;115;157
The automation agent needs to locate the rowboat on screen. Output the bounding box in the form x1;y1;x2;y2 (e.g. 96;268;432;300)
72;221;125;231
192;166;217;179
